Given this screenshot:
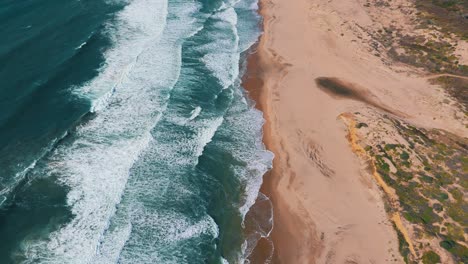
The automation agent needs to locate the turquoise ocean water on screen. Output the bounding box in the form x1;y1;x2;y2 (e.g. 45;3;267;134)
0;0;273;263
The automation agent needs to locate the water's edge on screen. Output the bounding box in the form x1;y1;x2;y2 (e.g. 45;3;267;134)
0;0;274;263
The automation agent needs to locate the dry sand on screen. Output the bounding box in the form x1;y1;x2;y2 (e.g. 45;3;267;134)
244;0;467;263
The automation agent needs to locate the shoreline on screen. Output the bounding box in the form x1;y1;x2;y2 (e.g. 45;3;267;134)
243;1;323;262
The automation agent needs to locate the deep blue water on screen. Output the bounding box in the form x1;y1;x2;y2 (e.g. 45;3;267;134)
0;0;272;263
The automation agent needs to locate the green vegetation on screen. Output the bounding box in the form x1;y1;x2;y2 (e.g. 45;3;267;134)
400;151;410;160
422;250;441;264
415;0;468;40
375;1;468;109
362;118;468;263
395;223;412;264
431;76;468;110
388;36;465;75
356;4;468;261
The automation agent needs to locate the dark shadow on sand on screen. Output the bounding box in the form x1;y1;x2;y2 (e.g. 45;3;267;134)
315;77;403;116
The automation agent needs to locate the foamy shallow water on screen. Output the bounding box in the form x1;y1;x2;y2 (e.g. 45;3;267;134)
0;0;272;263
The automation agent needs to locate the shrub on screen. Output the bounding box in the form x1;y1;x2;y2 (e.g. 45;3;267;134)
440;240;456;250
400;151;410;160
356;122;368;129
422;250;441;264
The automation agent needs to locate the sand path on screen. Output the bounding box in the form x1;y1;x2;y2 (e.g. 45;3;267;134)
426;73;468;81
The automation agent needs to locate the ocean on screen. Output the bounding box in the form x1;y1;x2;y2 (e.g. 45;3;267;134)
0;0;273;263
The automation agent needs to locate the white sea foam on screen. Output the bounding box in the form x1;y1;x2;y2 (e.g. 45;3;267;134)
0;130;68;203
234;0;262;52
169;215;219;242
93;1;269;263
200;7;240;89
75;41;87;50
234;0;259;14
241;192;274;262
94;111;227;262
20;0;271;263
189;106;202;120
115;208;219;263
76;0;170;112
222;88;273;219
195;117;224;157
92;221;133;264
21;0;204;263
211;0;272;222
214;87;273;264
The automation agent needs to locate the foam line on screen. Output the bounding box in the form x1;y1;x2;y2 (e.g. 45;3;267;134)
20;0;204;262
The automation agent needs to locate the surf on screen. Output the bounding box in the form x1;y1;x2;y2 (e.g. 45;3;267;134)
18;0;201;262
0;0;273;263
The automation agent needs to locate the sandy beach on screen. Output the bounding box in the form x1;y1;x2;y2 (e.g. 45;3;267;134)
245;0;467;263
